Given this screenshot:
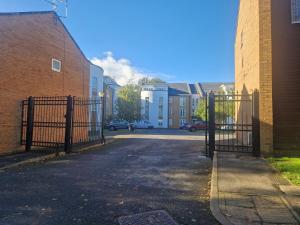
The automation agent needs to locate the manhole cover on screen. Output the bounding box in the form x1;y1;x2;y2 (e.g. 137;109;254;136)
118;210;179;225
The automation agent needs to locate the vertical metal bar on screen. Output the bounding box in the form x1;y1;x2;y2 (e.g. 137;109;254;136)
101;94;106;144
222;95;225;151
252;90;260;157
20;100;25;145
71;97;75;147
25;96;35;151
64;95;73;153
205;94;208;156
208;92;215;159
227;96;230;151
246;95;249;152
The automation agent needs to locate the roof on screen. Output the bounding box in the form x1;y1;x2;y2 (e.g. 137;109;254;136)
199;82;234;94
189;84;198;94
168;83;191;96
0;11;100;69
104;76;121;87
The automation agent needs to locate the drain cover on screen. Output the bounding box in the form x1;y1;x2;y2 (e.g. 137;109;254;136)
118;210;179;225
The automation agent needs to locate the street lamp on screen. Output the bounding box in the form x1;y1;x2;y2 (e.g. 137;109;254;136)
99;91;106;144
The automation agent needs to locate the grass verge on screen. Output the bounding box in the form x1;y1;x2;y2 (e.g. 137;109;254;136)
267;157;300;186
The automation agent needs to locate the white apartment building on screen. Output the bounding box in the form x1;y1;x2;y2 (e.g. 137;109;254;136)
141;84;169;128
89;64;104;137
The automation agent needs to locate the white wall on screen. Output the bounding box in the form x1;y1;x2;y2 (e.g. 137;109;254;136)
89;64;104;136
90;64;104;97
141;84;168;128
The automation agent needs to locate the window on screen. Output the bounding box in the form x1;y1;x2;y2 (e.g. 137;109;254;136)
52;59;61;72
169;119;173;127
158;121;163;127
180;108;185;117
91;77;98;97
292;0;300;23
180;119;186;126
179;97;185;107
158;97;163;119
145;97;149;120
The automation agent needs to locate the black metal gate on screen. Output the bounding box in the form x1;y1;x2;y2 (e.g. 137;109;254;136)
205;91;260;158
21;96;104;153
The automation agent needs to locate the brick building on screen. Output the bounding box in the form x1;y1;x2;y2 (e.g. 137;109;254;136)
168;83;233;128
235;0;300;155
0;11;94;154
168;83;193;128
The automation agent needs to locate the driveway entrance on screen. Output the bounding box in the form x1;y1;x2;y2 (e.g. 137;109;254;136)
0;129;217;225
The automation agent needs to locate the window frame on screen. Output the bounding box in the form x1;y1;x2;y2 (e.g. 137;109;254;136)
52;58;62;72
292;0;300;24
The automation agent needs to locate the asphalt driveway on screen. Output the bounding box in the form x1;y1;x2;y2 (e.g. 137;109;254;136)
0;129;217;225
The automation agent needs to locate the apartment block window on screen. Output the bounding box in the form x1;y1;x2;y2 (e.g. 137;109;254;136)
91;77;98;97
179;97;185;107
158;121;163;127
292;0;300;23
145;97;150;120
158;97;163;120
180;108;185;118
52;59;61;72
180;119;186;126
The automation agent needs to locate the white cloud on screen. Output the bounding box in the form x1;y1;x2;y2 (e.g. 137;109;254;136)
91;52;173;86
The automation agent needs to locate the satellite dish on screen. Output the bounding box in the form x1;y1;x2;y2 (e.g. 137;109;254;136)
44;0;68;18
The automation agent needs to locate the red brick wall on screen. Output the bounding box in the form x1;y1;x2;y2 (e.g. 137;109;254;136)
0;12;90;154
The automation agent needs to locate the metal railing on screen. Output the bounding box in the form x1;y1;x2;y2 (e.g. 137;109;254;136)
21;96;104;153
206;91;260;158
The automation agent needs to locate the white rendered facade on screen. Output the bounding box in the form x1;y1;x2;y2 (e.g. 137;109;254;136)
141;84;169;128
89;64;104;137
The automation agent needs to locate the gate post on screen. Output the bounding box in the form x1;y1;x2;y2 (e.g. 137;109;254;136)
64;95;73;153
208;91;215;159
25;96;35;151
252;90;260;157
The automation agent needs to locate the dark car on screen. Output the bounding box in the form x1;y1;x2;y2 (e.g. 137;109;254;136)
108;120;133;131
188;121;207;132
179;122;191;130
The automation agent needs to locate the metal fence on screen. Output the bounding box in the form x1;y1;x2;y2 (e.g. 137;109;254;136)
21;96;103;153
206;91;260;158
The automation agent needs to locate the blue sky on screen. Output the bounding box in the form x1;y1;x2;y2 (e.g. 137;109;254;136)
0;0;239;85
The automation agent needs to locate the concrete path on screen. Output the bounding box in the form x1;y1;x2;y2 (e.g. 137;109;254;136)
0;129;217;225
211;152;300;225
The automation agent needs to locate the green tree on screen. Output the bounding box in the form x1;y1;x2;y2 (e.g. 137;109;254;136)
116;84;141;122
195;99;207;121
138;77;166;86
195;95;235;123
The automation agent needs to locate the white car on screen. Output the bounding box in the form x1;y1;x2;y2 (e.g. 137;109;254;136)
134;120;154;129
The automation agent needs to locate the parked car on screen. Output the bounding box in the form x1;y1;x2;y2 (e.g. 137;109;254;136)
188;121;207;132
134;120;154;129
108;120;133;131
179;122;191;130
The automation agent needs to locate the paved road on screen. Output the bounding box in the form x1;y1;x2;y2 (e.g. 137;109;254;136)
0;129;217;225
